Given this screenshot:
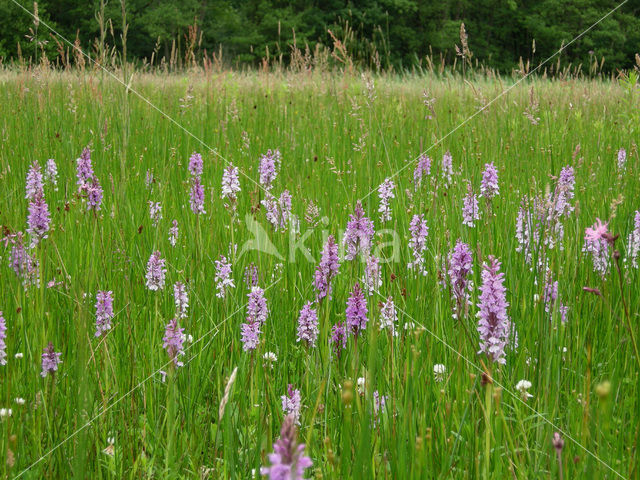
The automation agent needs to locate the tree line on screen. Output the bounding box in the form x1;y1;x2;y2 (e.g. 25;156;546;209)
0;0;638;73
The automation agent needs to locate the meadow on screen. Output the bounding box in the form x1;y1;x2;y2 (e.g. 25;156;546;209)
0;67;639;478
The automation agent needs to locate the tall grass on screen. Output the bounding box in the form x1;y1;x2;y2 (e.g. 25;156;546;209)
0;68;638;478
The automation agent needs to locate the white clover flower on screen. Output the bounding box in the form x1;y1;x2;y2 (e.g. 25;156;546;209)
357;377;366;395
515;379;533;400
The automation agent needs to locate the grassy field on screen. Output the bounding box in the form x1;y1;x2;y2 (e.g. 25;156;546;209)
0;68;638;479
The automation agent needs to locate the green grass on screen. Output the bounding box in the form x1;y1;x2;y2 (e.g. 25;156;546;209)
0;68;638;478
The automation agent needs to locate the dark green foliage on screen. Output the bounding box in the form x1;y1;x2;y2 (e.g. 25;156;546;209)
0;0;638;72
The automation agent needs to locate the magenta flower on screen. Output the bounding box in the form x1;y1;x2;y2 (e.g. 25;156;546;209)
413;154;431;191
362;255;382;295
168;220;179;247
553;166;575;217
408;214;428;275
44;159;58;191
86;178;103;211
296;302;318;347
379;296;397;335
260;414;312;479
583;218;610;277
173;282;189;319
76;147;94;190
346;282;368;336
0;311;6;366
462;184;480;227
344;201;374;261
480;162;499;199
262;190;292;232
617;147;627;171
330;322;347;358
281;384;302;424
241;287;268;352
190;176;206;214
214;255;235;298
148;201;162;226
313;235;340;301
188;152;203;178
441;151;453;186
41;342;62;377
477;256;512;364
377;178;395;223
244;263;259;289
627;210;640;268
27;193;51;244
448;240;473;319
25;161;44;200
145;251;167;291
163;318;185;367
221;164;241;202
258;149;281;191
543;271;558;315
95;290;114;337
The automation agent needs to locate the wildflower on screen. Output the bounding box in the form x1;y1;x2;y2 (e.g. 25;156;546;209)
377;178;395;223
14;398;25;405
515;199;533;263
258;149;281;191
27;193;51;243
559;304;569;323
441;151;453;186
86;178;103;211
189;176;206;214
627;210;640;268
244;263;259;289
583;218;610;277
168;220;179;247
145;251;167;291
262;191;292;232
214;255;235;298
25;161;44;200
462;183;480;227
543;271;558;314
0;409;12;418
221;164;241;202
515;379;533;400
296;302;319;347
145;169;154;189
552;432;564;454
344;202;374;261
553;166;575;217
8;233;39;286
373;391;386;418
281;385;302;424
163;318;185;367
247;287;268;325
41;342;62;377
356;377;366;395
313;235;340;301
14;353;23;359
413;154;431;191
379;296;397;336
448;240;473;319
76;147;94;190
148;201;162;226
330;322;347;358
0;312;6;366
346;283;368;336
480;162;499;199
263;351;278;363
408;214;428;275
188;152;203;178
240;320;261;352
95;290;114;337
617;148;627;171
44;159;58;190
477;256;512;365
173;282;188;319
362;255;381;295
260;413;312;479
433;364;446;382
